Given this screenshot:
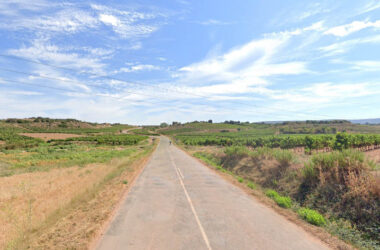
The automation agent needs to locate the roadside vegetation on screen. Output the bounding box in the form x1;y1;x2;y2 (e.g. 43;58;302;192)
166;120;380;249
0;118;156;248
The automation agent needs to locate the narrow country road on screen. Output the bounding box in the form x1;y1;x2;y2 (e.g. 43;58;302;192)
96;136;330;250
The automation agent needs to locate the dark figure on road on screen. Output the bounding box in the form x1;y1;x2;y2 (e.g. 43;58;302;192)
169;140;172;145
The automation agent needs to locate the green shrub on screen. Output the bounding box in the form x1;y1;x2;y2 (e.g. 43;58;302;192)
265;189;279;199
298;208;326;226
265;189;292;208
247;182;256;189
237;177;244;183
274;196;292;208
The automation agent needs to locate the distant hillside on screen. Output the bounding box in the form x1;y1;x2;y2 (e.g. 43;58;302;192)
0;117;132;134
350;118;380;124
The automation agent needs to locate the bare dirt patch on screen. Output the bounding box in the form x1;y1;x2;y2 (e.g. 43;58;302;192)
0;140;5;145
365;148;380;164
20;133;82;141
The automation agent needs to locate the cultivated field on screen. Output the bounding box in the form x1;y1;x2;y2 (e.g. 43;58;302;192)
160;120;380;249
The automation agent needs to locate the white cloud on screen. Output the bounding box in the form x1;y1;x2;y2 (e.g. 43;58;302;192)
332;60;380;71
0;0;50;15
196;19;232;25
320;34;380;55
174;25;314;98
0;2;164;39
303;82;375;98
8;39;106;74
350;60;380;71
99;14;121;27
0;8;98;33
357;1;380;15
7;90;43;96
325;20;380;37
94;4;160;38
117;64;161;73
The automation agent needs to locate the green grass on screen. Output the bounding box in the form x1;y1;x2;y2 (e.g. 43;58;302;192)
298;208;326;226
62;134;147;145
265;189;292;208
246;181;256;189
0;144;139;176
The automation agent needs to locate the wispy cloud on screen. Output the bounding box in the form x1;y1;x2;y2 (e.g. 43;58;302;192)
0;2;165;39
320;34;380;55
196;19;232;25
0;0;51;15
92;4;162;38
173;24;320;99
324;19;380;37
8;39;106;74
0;8;98;33
116;64;161;73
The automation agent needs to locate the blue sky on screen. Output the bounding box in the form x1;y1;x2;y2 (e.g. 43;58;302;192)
0;0;379;124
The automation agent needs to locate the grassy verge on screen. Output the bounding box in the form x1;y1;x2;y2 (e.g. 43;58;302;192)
192;150;379;250
7;140;157;249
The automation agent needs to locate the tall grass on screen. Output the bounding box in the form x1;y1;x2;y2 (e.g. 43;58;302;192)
224;146;296;166
300;149;379;242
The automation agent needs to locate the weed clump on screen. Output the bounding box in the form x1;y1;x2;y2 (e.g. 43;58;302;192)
275;196;292;208
298;208;326;226
246;182;256;189
265;189;292;208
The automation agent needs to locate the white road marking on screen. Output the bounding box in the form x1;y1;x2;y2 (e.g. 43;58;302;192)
177;168;185;179
169;150;212;250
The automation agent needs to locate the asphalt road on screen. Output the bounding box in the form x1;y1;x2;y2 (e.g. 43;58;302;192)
96;136;330;250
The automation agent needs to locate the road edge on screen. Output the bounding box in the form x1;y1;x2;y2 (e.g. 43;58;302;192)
171;139;352;250
89;138;159;250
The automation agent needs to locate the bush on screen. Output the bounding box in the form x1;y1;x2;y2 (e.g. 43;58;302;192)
265;189;279;199
298;208;326;226
275;196;292;208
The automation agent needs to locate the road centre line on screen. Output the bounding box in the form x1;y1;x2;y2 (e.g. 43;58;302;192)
168;149;212;250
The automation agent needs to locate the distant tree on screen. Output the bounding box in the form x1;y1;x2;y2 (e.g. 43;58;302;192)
208;119;213;123
160;122;168;127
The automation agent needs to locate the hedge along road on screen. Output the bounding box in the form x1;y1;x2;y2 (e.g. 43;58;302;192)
95;136;330;250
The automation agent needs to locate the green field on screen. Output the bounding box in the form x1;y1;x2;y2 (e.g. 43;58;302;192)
161;121;380;151
0;118;148;176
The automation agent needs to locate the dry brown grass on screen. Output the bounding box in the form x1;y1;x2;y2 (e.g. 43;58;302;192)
365;148;380;164
19;133;82;141
0;140;156;249
0;163;113;248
